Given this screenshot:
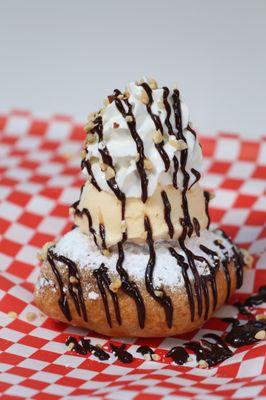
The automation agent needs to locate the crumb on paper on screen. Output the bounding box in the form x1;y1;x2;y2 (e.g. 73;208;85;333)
8;311;17;319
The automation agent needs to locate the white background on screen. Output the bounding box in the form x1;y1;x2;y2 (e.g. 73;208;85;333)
1;0;265;138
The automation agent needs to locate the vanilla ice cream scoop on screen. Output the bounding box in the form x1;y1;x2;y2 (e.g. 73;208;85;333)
73;78;210;248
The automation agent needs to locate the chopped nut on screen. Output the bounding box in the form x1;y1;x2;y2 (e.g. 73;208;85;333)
105;166;116;180
109;279;122;293
148;78;158;90
255;330;266;340
86;133;96;144
26;312;37;322
144;353;152;361
100;162;108;172
173;82;178;90
153;130;164;144
125;115;133;123
84;121;95;132
140;90;149;105
144;158;153;171
188;357;193;362
256;314;266;320
240;248;254;269
169;138;188;151
151;353;161;361
8;311;17;319
68;342;75;351
135;153;140;162
69;207;75;216
113;122;120;129
198;359;208;369
124;90;130;99
121;220;127;233
209;192;216;200
103;249;111;257
154;290;164;298
80;149;87;160
117;94;124;100
37;241;55;262
69;276;78;284
87;112;96;122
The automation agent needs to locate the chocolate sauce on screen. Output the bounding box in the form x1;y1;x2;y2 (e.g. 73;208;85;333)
169;248;195;321
189;168;201;190
223;318;266;347
136;345;154;356
81;155;101;192
186;333;232;367
113;90;148;203
162;87;174;135
186;124;197;138
145;216;173;328
166;346;189;365
193;217;200;237
203;191;211;229
110;343;133;363
173;156;179;189
93;115;126;236
99;223;107;250
48;249;87;322
161;190;174;238
93;264;121;327
172;88;193;238
116;241;145;329
234;286;266;315
140;83;170;172
65;336;110;360
213;239;231;302
73;205;98;247
47;252;71;321
219;230;244;289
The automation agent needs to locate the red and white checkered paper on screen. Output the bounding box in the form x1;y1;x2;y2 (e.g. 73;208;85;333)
0;110;265;400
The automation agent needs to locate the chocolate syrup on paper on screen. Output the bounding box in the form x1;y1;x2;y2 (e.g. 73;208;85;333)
166;346;189;365
110;343;133;363
234;286;266;315
65;336;110;361
223;318;266;347
136;345;154;356
185;334;233;367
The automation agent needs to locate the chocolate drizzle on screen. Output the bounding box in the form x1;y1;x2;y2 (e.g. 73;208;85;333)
72;204;98;247
223;318;266;347
47;249;87;322
81;155;101;192
193;217;201;237
99;223;107;250
189;168;201;190
162;86;174;135
110;343;133;363
116;241;145;329
161;190;174;238
93;264;121;327
186;333;233;367
66;336;110;360
169;248;195;321
136;345;154;356
113;90;148;203
166;346;189;365
203;191;211;229
145;216;173;328
140;83;170;172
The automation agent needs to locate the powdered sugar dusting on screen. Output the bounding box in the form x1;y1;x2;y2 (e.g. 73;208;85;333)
53;228;235;288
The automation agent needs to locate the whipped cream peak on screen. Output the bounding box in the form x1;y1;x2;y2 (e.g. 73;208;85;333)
81;78;202;200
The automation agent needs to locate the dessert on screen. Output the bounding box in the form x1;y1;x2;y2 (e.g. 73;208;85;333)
34;77;248;337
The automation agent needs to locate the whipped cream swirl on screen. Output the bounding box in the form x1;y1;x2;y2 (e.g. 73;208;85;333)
82;78;202;199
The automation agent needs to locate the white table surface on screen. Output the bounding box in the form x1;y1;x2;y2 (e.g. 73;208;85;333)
1;0;265;138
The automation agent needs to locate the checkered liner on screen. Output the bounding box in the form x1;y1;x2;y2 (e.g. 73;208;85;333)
0;110;265;400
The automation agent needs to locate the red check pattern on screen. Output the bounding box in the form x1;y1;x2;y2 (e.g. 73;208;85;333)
0;110;265;400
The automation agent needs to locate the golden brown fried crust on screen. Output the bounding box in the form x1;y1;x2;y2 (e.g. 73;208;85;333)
34;258;242;337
